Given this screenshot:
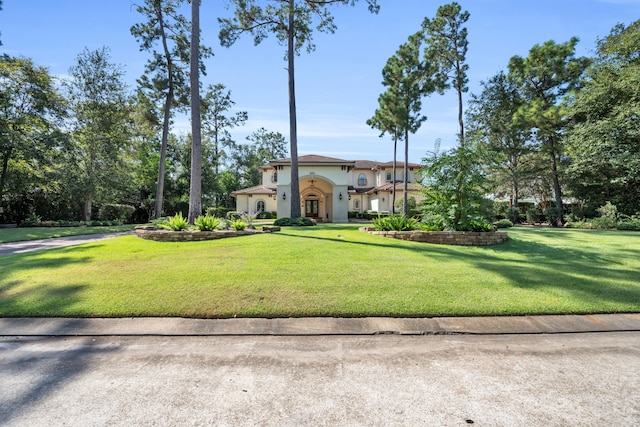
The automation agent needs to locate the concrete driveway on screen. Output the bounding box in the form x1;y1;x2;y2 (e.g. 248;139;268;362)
1;332;639;426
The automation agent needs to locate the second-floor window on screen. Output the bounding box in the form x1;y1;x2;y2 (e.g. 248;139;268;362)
271;172;278;183
386;171;392;182
358;173;367;186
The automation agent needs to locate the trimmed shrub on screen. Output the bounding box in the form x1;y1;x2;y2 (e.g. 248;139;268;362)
617;220;640;231
98;204;136;223
273;217;317;227
493;219;513;229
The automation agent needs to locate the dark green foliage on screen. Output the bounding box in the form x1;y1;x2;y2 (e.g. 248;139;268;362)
98;204;136;223
566;20;640;216
18;219;123;228
617;218;640;231
273;217;316;227
420;141;494;231
493;219;513;229
373;215;419;231
207;206;232;218
508;37;591;226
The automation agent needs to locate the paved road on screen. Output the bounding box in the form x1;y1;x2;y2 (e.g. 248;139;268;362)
1;332;639;426
0;232;131;257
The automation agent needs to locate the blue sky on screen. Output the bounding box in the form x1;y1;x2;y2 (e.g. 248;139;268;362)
1;0;638;162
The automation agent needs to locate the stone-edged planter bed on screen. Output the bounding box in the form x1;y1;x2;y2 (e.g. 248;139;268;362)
135;225;280;242
360;227;508;246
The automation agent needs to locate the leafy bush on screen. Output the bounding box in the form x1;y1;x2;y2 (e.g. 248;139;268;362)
230;219;247;230
257;211;273;219
506;207;520;224
225;211;242;221
294;217;316;226
18;218;123;228
459;215;494;232
597;202;618;221
544;207;561;225
493;219;513;228
18;213;42;227
273;217;291;226
617;219;640;231
206;207;232;218
421;213;445;231
373;215;418;231
194;214;220;231
526;208;541;224
98;204;135;223
273;217;317;227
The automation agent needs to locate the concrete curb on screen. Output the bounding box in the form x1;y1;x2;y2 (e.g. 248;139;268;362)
1;313;639;337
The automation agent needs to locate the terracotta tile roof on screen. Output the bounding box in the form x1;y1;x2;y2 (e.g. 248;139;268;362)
353;160;379;169
231;185;276;196
269;154;356;165
348;185;375;194
375;161;422;169
366;182;424;194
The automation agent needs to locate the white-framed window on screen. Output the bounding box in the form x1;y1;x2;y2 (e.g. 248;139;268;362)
354;199;360;210
256;200;265;212
271;172;278;183
386;171;392;182
358;173;367;186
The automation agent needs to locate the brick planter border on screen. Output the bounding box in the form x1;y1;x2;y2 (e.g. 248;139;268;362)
135;225;280;242
359;227;508;246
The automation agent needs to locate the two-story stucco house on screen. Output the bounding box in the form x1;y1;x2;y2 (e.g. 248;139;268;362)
231;154;424;223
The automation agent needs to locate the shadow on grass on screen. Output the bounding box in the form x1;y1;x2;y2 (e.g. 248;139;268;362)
0;245;101;316
275;226;640;312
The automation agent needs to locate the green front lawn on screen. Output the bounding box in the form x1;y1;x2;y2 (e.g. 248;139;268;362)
0;225;135;243
0;224;638;317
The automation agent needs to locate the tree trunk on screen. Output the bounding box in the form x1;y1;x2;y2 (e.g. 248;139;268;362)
403;129;409;216
457;85;464;148
188;0;202;224
83;192;92;222
549;146;564;226
287;0;301;219
153;5;175;219
392;135;397;213
0;147;12;211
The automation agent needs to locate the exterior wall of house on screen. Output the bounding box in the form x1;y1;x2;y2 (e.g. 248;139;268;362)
375;166;418;186
235;194;278;214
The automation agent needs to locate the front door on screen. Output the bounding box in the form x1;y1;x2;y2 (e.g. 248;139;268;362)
305;200;319;218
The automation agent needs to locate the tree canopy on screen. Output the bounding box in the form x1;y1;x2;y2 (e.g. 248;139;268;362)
566;20;640;215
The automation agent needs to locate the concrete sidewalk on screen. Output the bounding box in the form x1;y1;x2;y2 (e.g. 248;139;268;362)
2;313;640;336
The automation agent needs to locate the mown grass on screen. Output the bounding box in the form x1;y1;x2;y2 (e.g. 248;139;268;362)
0;225;136;243
0;224;638;317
